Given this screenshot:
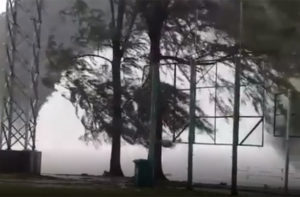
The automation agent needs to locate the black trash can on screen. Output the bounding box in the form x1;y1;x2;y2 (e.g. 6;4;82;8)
133;159;153;187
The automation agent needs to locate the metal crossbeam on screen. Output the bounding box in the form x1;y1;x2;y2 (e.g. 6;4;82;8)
239;118;263;145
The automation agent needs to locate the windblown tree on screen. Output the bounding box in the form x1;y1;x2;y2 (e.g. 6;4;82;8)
49;0;140;176
67;0;237;180
62;0;270;180
107;0;126;177
208;0;300;78
200;0;300;127
64;2;212;179
137;0;241;180
59;0;300;180
64;0;222;180
133;0;300;179
137;0;170;180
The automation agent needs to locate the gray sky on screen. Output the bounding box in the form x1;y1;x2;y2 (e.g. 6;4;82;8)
0;1;5;13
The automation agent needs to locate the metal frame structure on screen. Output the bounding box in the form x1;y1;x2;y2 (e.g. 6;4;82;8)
273;90;300;193
167;0;265;149
171;1;265;193
171;62;266;147
273;92;300;138
0;0;43;151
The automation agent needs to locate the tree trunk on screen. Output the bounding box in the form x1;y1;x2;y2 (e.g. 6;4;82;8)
155;105;168;181
109;0;125;177
147;27;161;181
109;50;124;176
146;0;169;181
147;42;167;180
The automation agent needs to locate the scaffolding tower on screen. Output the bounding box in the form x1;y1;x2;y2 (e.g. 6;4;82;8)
0;0;43;151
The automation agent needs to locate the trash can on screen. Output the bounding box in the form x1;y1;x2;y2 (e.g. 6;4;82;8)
133;159;153;187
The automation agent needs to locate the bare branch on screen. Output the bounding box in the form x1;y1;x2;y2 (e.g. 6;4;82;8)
160;53;235;66
73;54;112;63
110;0;116;28
122;6;138;50
160;55;189;64
196;53;234;66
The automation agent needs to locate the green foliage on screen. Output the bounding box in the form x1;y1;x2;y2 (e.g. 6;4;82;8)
65;62;213;146
61;0;111;47
47;0;299;146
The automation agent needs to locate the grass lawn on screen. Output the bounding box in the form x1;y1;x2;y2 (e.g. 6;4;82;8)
0;184;278;197
0;185;219;197
0;174;288;197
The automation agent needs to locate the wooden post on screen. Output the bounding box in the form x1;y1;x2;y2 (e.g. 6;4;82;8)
187;60;196;189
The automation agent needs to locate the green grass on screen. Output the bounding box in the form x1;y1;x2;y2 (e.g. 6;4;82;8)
0;184;236;197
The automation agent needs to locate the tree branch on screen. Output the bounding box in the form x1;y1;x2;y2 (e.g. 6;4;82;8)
196;53;234;65
122;6;138;51
160;53;235;66
73;54;112;63
110;0;116;28
160;55;189;64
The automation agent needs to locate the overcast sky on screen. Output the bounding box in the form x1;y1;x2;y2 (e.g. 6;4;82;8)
0;1;5;13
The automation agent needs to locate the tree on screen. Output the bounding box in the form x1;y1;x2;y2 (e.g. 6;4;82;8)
48;0;139;176
205;0;300;77
64;0;264;181
138;0;170;180
65;0;218;178
109;0;126;177
57;0;299;181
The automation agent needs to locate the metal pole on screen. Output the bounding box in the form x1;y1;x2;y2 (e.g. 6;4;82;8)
231;50;241;196
231;0;243;195
187;7;200;190
172;64;177;142
214;64;218;144
30;0;43;151
0;107;4;150
24;104;29;150
187;60;196;190
5;0;18;150
284;89;292;194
